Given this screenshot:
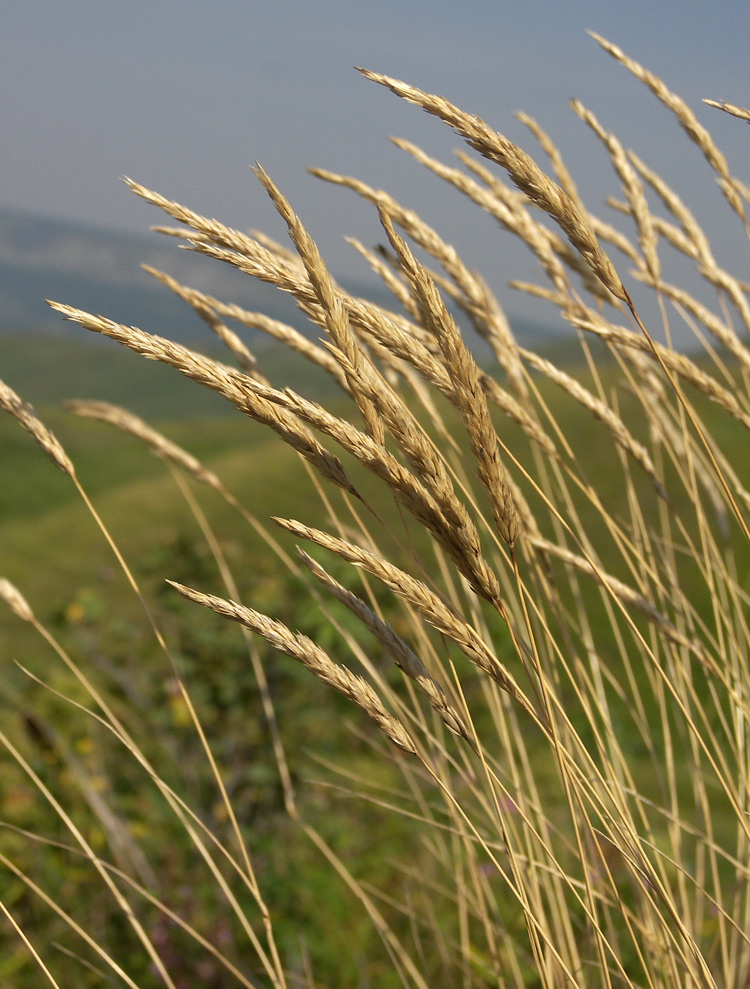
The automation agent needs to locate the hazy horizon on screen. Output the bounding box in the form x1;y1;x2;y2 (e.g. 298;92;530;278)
4;2;750;341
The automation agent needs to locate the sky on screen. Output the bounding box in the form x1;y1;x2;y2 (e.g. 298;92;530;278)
4;0;750;328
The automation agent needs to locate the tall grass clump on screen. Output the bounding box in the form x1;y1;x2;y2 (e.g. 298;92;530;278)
4;34;750;987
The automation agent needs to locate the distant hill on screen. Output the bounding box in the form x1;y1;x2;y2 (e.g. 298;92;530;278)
0;205;567;418
0;205;558;346
0;205;328;342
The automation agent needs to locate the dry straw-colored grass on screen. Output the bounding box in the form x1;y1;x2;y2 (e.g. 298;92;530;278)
4;33;750;989
0;378;75;477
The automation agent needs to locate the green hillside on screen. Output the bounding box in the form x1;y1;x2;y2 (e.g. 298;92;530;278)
3;328;750;988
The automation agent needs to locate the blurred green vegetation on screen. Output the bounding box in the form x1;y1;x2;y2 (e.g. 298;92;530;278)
2;334;749;985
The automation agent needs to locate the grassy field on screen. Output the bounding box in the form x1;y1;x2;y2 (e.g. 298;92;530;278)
3;333;749;986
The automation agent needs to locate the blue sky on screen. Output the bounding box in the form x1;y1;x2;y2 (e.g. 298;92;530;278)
3;1;750;319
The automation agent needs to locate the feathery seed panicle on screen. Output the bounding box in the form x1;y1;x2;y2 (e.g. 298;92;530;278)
0;579;34;623
331;350;449;492
0;378;75;477
46;302;356;495
508;280;568;309
126;184;332;330
123;178;263;260
644;214;700;263
378;208;521;547
703;99;750;123
178;230;459;403
627;151;715;266
570;99;660;282
514;111;582;210
451;148;576;294
274;345;505;602
588;213;641;265
315;154;530;394
346;236;417;318
249;227;308;270
568;309;750;432
518;345;667;498
356;67;628;302
250;375;494;582
140;266;265;379
64;400;224;492
252;165;385;445
312;162;479;307
274;518;530;709
167;580;416;754
399;133;609;303
151;281;351;391
297;549;469;739
589;33;748;220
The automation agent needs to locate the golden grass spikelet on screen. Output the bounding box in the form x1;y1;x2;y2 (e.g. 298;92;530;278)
703;98;750;123
309;167;466;286
0;579;35;624
515;111;582;210
203;368;499;603
569;309;750;432
123;178;263;261
140;266;265;379
274;517;531;711
127;189;342;344
46;302;356;496
183;235;459;403
333;352;453;500
167;580;417;754
378;207;521;547
570;99;660;282
627;151;715;266
315;154;530;395
142;180;463;413
451;148;577;295
250;226;309;270
64;400;224;492
518;345;667;498
252;373;427;501
162;285;350;392
0;378;75;477
588;213;640;265
251;376;493;584
347;236;417;317
633;212;692;259
590;32;747;220
357;67;628;302
307;360;505;601
297;549;469;739
400;134;603;301
253;164;385;446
